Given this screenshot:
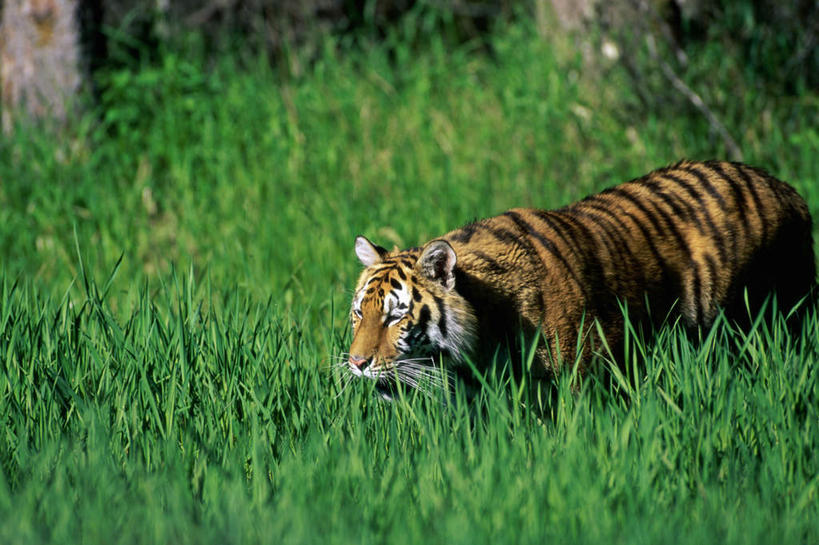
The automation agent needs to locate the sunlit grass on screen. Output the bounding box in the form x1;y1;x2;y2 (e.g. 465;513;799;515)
0;269;817;543
0;17;818;544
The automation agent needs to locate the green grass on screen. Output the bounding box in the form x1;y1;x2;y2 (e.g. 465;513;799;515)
1;17;818;544
1;272;817;544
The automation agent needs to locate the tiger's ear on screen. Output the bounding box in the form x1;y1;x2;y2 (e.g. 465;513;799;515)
417;240;457;290
355;235;388;267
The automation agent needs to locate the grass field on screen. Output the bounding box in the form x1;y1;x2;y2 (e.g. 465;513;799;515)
1;16;818;544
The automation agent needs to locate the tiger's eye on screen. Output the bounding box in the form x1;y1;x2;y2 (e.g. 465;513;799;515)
386;312;404;326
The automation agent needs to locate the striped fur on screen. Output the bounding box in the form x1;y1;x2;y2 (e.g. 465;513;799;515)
346;160;816;390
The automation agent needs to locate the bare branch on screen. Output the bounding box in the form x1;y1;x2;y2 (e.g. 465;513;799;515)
185;0;237;27
645;34;743;161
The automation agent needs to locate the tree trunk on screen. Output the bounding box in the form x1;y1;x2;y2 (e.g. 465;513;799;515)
1;0;82;132
548;0;595;29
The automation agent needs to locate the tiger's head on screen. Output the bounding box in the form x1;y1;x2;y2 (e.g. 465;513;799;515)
346;236;477;394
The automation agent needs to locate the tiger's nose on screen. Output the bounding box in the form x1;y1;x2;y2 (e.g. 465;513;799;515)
349;355;369;369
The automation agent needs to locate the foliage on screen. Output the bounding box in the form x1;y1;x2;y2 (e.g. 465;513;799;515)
0;269;817;544
0;15;818;544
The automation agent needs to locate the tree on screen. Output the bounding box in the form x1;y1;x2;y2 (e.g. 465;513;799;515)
1;0;82;132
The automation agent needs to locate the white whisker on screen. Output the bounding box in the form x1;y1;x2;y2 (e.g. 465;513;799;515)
398;365;451;386
397;368;446;391
325;360;352;371
333;373;354;399
394;357;435;363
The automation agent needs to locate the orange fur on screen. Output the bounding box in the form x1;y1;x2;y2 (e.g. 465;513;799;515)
347;160;816;386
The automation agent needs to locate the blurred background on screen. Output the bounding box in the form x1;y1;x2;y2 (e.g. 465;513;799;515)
1;0;818;324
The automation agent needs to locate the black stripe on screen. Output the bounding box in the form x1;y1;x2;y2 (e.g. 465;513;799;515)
449;222;480;243
550;210;619;309
661;173;728;264
574;201;634;242
597;187;695;261
480;223;528;246
576;202;636;247
640;177;686;219
581;202;667;274
395;268;407;280
412;286;422;302
652;186;710;235
604;187;664;234
573;202;686;306
735;163;769;242
417;304;431;334
680;164;728;210
656;190;703;230
531;210;586;258
660;172;707;206
652;187;689;219
390;277;402;290
503;211;583;287
567;208;635;278
551;212;597;252
471;222;551;286
699;163;740;262
470;250;508;275
640;193;693;260
434;296;447;337
566;209;622;254
707;161;750;234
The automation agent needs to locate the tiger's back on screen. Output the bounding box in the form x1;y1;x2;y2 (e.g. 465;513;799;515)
444;160;815;373
346;160;816;389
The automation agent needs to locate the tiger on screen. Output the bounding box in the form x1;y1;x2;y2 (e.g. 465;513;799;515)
345;160;816;396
